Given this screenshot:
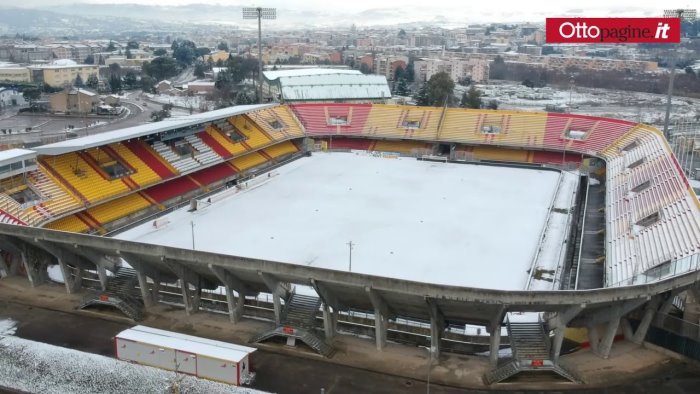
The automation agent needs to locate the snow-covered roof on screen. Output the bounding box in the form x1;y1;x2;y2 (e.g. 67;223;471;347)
33;104;276;156
51;59;78;66
0;149;36;166
263;68;359;81
117;325;255;362
279;74;391;101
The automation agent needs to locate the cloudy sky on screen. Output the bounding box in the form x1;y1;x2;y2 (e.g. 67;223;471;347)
7;0;692;25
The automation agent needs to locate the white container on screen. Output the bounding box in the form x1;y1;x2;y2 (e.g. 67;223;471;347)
115;325;256;385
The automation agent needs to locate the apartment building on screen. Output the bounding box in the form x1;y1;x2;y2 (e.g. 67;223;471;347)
414;58;490;83
29;63;100;87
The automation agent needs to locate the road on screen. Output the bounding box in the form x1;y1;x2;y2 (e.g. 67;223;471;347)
1;301;699;394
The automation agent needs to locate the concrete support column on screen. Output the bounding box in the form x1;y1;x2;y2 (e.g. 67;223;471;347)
551;327;565;364
180;280;195;315
192;285;201;313
134;268;154;308
373;309;388;351
322;304;337;341
488;325;501;368
272;292;282;325
587;324;600;354
621;318;634;341
598;317;621;359
0;253;9;278
57;258;80;294
21;251;46;288
151;279;160;303
633;298;661;344
427;298;445;360
95;263;108;291
209;265;247;324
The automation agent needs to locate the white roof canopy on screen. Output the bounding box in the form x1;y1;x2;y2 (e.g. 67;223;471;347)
32;104;276;156
263;68;359;81
278;74;391;101
0;149;36;167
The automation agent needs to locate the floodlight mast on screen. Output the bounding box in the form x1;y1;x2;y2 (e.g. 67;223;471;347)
242;7;277;104
662;9;696;140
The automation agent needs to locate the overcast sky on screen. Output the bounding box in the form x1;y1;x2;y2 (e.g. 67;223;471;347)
8;1;695;25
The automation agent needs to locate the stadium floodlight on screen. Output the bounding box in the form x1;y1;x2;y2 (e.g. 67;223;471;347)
242;7;277;104
662;9;697;140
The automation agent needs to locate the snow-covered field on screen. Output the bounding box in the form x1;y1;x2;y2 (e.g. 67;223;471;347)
117;153;560;290
0;319;266;394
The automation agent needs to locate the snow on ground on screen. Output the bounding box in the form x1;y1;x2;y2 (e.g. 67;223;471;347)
0;331;267;394
528;171;579;291
117;153;559;290
47;264;64;283
0;318;17;336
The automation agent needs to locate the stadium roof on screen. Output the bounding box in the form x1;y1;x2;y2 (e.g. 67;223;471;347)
278;74;391;102
263;68;360;81
32;104;276;156
0;149;36;166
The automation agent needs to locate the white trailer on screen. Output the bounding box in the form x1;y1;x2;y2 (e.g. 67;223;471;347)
115;325;256;386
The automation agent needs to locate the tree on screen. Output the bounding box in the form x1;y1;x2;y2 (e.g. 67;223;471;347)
486;99;498;110
143;56;180;81
490;55;507;80
686;67;697;77
359;63;371;74
414;85;430;106
394;65;405;81
462;85;482;109
140;75;156;93
74;74;84;88
425;72;455;106
109;75;122;93
405;59;415;82
217;41;229;51
106;41;116;52
86;74;99;90
153;48;167;56
194;63;206;78
108;63;122;78
393;78;409;96
123;71;137;89
196;47;211;58
84;54;94;64
125;48;133;59
398;29;407;39
171;39;198;65
126;40;139;49
522;79;535;88
22;88;41;105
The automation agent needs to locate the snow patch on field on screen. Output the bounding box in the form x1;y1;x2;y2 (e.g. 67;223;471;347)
0;335;267;394
0;318;17;337
47;265;64;283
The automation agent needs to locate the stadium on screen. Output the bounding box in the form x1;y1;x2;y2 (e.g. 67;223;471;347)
1;102;699;385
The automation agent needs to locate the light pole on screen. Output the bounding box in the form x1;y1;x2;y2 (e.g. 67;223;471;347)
347;241;355;272
190;220;195;250
243;7;277;104
662;9;697;140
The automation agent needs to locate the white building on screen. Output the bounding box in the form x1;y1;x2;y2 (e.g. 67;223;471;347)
413;58;490;83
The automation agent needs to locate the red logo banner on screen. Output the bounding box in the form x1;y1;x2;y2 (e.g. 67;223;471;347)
546;18;681;44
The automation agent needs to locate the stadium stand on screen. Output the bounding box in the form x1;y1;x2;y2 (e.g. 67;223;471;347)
40;152;130;204
122;140;177;179
269;106;306;137
290;103;372;135
142;176;200;204
325;137;373;150
262;141;299;159
184;134;223;165
152;140;200;173
44;213;89;233
363;105;441;140
200;126;248;158
188;162;237;186
107;143;162;188
230;151;268;172
229;115;272;148
86;193;151;226
372;140;432;154
471;146;530;162
197;128;235;159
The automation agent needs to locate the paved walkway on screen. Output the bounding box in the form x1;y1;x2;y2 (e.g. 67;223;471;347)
0;276;696;391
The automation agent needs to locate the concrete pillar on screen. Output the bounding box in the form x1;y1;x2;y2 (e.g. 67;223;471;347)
551;327;565;364
21;251;46;288
682;286;700;340
322;304;337;341
598;317;621;359
180;280;195;315
272;292;282;325
151;279;160;303
427;299;445;360
587;324;600;354
222;284;245;324
192;285;201;313
633;299;660;344
134;268;154;308
374;309;387;351
0;253;9;278
57;258;80;294
95;264;108;291
489;325;501;367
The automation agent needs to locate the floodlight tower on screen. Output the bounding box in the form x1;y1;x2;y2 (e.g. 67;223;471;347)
242;7;276;104
662;9;696;140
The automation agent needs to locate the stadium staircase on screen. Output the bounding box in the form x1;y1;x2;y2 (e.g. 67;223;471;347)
78;266;144;321
484;316;580;384
152;141;199;173
250;293;334;357
184;135;222;165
